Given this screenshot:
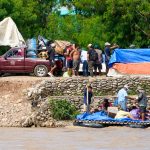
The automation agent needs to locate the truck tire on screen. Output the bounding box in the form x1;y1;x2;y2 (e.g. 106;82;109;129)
34;65;48;77
0;73;4;77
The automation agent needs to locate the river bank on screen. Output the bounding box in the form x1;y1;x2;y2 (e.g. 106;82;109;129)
1;76;150;127
0;76;74;127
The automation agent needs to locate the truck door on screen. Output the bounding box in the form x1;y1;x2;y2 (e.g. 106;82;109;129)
1;48;25;72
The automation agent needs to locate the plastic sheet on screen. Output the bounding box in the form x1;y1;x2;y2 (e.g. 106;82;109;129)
76;111;150;123
109;48;150;67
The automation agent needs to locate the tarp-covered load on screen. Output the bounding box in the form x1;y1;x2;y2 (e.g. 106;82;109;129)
0;17;25;47
108;49;150;77
54;40;71;55
38;35;71;55
75;112;150;128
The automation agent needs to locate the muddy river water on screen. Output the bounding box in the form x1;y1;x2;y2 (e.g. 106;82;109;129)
0;127;150;150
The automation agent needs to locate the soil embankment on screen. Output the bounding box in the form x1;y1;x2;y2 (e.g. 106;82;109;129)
0;76;47;127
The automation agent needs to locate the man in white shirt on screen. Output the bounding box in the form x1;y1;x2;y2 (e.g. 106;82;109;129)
80;49;88;76
117;85;134;111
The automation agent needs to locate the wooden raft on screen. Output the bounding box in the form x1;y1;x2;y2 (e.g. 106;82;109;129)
74;120;150;128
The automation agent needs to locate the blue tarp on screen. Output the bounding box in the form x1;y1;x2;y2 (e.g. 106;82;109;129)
109;48;150;67
76;111;150;123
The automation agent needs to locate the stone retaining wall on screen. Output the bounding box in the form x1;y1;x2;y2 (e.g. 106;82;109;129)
27;77;150;111
21;77;150;127
27;77;150;99
47;96;150;111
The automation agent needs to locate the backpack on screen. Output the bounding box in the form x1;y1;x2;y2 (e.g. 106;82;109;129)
90;50;98;61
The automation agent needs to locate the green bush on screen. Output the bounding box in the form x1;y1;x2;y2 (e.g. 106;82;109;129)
49;99;79;120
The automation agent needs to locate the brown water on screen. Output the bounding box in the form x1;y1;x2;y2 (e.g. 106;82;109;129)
0;127;150;150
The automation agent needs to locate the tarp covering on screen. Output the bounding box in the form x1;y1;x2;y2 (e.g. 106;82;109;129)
76;111;150;122
109;48;150;67
77;111;114;121
108;48;150;76
113;63;150;74
0;17;25;47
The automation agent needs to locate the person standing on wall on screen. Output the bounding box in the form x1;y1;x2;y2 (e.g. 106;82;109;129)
87;44;99;77
136;86;148;121
83;85;93;113
64;44;74;77
47;43;57;77
70;44;81;76
94;44;103;76
104;42;119;74
80;48;88;77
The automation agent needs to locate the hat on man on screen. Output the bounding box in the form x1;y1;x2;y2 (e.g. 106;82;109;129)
137;86;143;91
105;42;111;46
87;43;92;48
51;43;56;48
129;44;136;48
124;84;129;90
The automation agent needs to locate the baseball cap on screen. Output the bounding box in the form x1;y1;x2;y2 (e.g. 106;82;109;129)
137;86;143;91
124;84;129;90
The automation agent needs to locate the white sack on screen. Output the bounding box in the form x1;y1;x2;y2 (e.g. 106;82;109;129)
0;17;25;47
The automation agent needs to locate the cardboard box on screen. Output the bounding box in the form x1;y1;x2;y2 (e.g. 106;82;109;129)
107;107;118;118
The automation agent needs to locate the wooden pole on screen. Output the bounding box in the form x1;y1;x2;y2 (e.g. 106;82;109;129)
87;85;89;113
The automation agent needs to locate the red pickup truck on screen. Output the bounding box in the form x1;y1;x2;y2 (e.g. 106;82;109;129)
0;47;51;77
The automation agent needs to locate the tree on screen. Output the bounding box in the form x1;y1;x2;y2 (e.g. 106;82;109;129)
0;0;150;52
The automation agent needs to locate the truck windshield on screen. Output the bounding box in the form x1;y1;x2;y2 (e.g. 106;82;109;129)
6;49;23;58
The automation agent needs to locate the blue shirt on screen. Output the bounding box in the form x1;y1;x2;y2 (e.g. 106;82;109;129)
117;88;128;103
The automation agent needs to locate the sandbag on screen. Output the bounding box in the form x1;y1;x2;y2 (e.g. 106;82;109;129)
55;46;64;55
54;40;71;55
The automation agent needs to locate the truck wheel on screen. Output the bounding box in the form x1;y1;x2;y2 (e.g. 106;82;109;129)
0;73;4;76
34;65;48;77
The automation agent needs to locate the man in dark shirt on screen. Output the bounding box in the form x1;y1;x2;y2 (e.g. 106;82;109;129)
94;45;103;76
104;42;119;73
136;86;148;121
83;85;93;112
47;43;57;77
87;44;98;77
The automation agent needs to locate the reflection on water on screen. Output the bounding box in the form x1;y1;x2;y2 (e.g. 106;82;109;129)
0;127;150;150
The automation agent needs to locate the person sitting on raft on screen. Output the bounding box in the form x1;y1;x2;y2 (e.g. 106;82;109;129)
129;105;140;120
115;105;134;119
98;98;112;112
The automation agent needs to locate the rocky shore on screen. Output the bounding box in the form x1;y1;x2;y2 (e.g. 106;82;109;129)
0;76;150;127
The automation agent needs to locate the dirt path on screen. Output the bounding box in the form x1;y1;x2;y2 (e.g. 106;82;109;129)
0;76;48;127
0;76;48;96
